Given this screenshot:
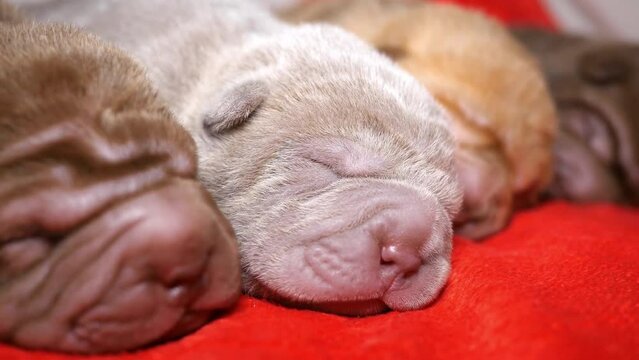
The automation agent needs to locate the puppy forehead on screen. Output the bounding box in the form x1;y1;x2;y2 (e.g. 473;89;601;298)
271;74;446;134
276;105;444;155
297;136;388;167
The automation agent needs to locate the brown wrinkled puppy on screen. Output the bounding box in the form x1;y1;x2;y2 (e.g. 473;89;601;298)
20;0;462;316
514;28;639;204
284;0;558;239
0;5;240;354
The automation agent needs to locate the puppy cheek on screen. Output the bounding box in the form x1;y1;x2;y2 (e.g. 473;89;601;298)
455;150;511;213
553;150;622;201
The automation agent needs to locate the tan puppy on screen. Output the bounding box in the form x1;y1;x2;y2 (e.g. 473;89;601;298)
284;0;558;239
0;3;240;353
20;0;462;316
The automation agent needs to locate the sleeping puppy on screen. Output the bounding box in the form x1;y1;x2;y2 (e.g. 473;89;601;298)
19;0;462;316
514;28;639;204
283;0;558;239
0;3;240;354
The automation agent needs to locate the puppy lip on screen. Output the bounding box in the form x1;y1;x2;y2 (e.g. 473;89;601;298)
249;275;389;316
381;254;450;311
555;99;621;165
155;310;212;343
555;98;611;131
301;299;389;316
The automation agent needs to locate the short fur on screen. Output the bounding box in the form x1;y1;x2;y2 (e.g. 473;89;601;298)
0;4;240;353
284;0;558;239
514;28;639;204
19;0;462;315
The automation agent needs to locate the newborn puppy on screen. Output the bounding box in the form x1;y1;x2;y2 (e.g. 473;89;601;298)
0;4;240;353
514;28;639;204
284;0;558;239
19;0;462;315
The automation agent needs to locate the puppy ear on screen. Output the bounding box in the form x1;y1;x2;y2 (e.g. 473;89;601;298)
203;80;268;135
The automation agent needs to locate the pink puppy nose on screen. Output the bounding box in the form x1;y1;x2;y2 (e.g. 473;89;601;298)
370;195;450;311
299;189;451;315
360;193;435;274
372;196;436;268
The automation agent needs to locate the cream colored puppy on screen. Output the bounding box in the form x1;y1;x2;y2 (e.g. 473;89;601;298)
284;0;558;239
19;0;462;315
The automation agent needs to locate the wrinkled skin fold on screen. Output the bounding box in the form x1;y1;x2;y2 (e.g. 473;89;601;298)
0;16;240;354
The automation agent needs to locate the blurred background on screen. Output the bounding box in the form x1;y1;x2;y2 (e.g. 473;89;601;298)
543;0;639;43
269;0;639;43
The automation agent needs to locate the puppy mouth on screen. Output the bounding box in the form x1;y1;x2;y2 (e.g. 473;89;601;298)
555;98;619;163
453;204;510;240
549;99;634;201
298;299;389;316
557;99;609;126
252;268;391;316
245;185;451;315
249;237;439;316
250;277;390;316
246;239;408;316
155;310;215;344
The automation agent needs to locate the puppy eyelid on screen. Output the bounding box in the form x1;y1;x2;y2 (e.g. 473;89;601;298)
300;138;387;178
306;156;345;177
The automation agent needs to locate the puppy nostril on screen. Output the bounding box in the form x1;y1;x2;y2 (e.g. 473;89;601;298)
381;245;400;264
380;257;393;266
380;245;421;273
165;271;208;307
167;283;197;307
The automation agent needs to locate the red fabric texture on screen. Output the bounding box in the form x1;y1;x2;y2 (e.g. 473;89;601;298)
2;1;637;359
433;0;557;29
2;202;638;359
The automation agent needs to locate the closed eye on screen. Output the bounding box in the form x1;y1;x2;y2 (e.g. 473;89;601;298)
306;156;343;176
305;153;384;178
297;137;388;178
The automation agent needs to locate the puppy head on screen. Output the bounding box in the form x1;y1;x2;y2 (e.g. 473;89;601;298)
283;1;557;239
0;23;240;353
515;28;639;204
197;25;461;315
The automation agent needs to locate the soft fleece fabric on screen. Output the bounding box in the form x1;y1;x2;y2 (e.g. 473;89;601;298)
3;202;638;359
2;1;638;359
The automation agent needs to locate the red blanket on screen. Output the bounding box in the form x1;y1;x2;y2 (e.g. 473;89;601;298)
434;0;556;28
3;202;638;359
2;1;638;359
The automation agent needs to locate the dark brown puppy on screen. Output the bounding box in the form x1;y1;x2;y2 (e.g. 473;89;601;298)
0;3;240;354
514;28;639;204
